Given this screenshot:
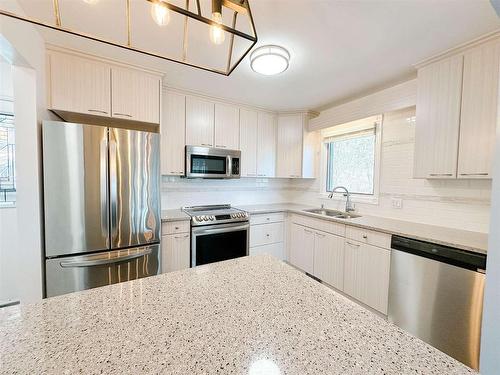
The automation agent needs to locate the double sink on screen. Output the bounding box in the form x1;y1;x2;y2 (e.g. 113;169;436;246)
303;208;361;220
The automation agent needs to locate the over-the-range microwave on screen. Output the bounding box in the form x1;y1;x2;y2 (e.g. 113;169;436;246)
185;145;240;179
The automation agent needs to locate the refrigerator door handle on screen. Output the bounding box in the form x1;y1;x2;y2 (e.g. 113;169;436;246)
60;248;152;268
100;136;109;247
109;135;118;244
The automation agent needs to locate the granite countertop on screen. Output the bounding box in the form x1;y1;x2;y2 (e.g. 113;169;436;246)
237;203;488;254
0;255;475;374
161;209;190;222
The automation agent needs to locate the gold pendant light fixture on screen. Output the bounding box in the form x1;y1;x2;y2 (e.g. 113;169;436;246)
0;0;257;75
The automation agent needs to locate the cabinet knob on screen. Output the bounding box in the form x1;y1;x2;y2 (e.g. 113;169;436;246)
362;234;367;239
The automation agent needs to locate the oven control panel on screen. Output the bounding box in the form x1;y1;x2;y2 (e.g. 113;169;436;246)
190;211;249;226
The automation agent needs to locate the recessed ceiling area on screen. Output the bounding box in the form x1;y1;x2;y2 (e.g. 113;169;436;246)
14;0;500;111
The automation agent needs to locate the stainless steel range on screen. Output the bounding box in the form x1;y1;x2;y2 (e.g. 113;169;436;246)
182;205;249;267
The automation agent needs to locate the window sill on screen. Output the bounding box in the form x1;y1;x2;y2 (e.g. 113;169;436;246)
319;193;379;205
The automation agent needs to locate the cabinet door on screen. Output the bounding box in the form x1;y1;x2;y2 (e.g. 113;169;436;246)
186;96;215;147
249;243;284;260
276;114;303;178
161;91;185;175
414;55;463;178
257;112;277;177
344;240;390;314
458;39;500;179
49;52;111;116
161;233;190;273
313;231;344;291
214;103;239;149
239;109;258;177
111;67;160;124
289;223;314;274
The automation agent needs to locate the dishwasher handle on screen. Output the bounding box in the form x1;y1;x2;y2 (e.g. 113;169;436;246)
391;235;486;272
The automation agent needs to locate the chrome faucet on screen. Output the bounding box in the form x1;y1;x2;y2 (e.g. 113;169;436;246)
328;186;355;212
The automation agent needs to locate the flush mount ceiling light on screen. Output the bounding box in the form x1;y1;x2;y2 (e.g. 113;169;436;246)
250;45;290;76
0;0;257;76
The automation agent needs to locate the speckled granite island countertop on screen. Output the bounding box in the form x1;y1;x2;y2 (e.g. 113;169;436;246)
1;255;475;374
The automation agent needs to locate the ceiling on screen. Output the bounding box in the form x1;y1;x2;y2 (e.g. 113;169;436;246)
13;0;500;111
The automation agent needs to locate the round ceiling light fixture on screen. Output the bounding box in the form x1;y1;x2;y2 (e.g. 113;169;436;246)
250;45;290;76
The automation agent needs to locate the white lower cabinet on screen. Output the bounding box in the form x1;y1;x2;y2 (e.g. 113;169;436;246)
249;213;285;260
289;223;315;274
313;231;345;291
287;213;391;315
161;221;190;273
343;240;391;314
249;243;284;260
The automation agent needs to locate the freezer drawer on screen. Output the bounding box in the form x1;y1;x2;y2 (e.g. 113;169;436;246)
388;236;486;370
46;244;160;297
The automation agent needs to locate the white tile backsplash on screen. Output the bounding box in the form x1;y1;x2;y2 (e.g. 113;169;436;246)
162;107;491;233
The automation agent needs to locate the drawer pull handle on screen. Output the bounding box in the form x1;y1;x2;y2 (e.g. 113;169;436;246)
174;234;189;239
174;226;179;230
113;112;132;118
429;173;453;177
346;241;361;247
201;143;213;147
215;145;226;148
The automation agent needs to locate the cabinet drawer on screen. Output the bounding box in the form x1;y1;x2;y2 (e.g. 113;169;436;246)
290;214;345;237
162;220;190;235
345;226;391;249
250;222;284;247
249;243;284;260
250;212;285;225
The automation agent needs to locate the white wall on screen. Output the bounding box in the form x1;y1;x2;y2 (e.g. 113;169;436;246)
0;0;55;303
161;177;296;209
291;107;491;232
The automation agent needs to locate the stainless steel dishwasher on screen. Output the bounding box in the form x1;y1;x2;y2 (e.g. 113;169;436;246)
388;235;486;370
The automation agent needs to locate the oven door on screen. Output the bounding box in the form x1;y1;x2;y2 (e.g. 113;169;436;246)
191;222;249;267
186;146;230;178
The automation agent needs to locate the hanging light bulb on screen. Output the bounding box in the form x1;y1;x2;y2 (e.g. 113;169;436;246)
209;0;225;45
82;0;99;4
151;1;170;27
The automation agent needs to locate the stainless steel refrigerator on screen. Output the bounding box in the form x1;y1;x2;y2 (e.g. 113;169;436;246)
42;121;161;297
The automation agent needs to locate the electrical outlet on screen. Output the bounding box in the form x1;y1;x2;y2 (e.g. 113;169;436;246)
392;198;403;209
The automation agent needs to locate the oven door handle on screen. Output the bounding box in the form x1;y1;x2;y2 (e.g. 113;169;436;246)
193;224;249;236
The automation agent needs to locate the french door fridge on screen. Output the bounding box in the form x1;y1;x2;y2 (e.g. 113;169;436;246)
42;121;160;297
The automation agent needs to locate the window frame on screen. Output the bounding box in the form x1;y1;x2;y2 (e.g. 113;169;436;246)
319;115;383;205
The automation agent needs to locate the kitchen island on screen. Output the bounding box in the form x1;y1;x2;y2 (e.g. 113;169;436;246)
0;255;475;374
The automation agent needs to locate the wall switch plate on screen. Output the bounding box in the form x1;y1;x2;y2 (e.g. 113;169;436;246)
392;198;403;209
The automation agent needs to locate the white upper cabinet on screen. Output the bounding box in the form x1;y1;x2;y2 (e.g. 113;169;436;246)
48;51;111;117
185;96;215;147
414;36;500;180
214;103;239;150
239;109;258;177
111;66;161;124
277;114;303;178
48;50;161;125
257;112;277;177
161;91;186;176
414;54;463;179
458;39;500;179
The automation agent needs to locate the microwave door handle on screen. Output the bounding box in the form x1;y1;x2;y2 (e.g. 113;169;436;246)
227;155;231;177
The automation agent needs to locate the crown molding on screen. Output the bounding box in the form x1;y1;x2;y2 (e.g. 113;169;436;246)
414;29;500;69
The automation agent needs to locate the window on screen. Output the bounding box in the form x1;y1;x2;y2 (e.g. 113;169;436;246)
322;116;381;199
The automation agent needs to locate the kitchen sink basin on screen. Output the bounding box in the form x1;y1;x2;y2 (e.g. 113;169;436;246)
303;208;361;220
